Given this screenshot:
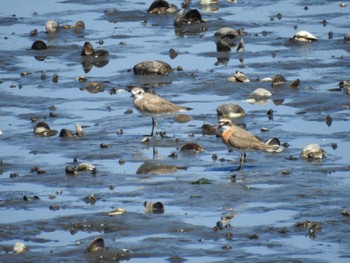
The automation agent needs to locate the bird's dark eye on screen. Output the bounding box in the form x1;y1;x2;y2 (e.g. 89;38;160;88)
138;91;142;94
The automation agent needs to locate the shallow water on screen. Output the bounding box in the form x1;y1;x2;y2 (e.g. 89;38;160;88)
1;0;350;262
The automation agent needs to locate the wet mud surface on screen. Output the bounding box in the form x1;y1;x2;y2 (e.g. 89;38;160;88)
1;0;350;262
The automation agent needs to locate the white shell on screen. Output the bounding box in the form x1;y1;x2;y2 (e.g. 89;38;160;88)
45;20;59;33
293;31;318;42
13;242;27;254
301;144;327;159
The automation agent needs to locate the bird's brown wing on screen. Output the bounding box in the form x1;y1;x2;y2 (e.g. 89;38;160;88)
141;94;188;114
227;125;266;150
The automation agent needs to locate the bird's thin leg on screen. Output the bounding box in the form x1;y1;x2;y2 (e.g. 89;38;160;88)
232;152;246;172
151;117;158;137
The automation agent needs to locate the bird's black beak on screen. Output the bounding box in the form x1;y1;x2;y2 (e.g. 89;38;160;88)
217;122;224;129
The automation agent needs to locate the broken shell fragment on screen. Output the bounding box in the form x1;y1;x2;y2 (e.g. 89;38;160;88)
85;237;104;253
75;123;84;137
144;201;164;213
108;208;126;216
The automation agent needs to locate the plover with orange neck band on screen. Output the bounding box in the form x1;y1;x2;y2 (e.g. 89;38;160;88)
218;118;283;172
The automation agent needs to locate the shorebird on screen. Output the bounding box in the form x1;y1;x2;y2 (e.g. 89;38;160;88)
131;87;192;137
218;118;283;172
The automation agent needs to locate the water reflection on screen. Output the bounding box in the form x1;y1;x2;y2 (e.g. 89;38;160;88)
81;58;109;73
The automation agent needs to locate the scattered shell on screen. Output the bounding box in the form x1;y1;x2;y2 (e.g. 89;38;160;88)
133;60;172;75
77;162;96;172
342;209;350;216
169;48;178;59
217;103;245;118
179;142;204;153
45;20;59;33
100;143;112;148
289;79;300;88
75;123;84;137
83;194;98;204
227;71;250;82
52;74;59;83
174;9;205;26
325;115;332;127
148;0;177;14
290;30;318;42
85;237;104;253
250;88;272;98
202;124;217;135
272;74;286;87
65;165;78;175
144;201;165;213
265;137;281;146
13;242;27;254
34;122;58;137
339;80;350;89
31;40;47;50
107;208;126;216
344;34;350;41
59;128;75;138
300;144;327;159
31;166;47;174
20;71;32;77
81;41;109;58
74;20;85;30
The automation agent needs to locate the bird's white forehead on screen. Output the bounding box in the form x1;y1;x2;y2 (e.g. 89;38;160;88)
131;87;144;95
